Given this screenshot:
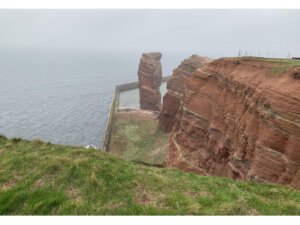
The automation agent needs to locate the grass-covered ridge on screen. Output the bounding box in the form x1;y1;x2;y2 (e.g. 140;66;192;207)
0;135;299;215
255;58;300;74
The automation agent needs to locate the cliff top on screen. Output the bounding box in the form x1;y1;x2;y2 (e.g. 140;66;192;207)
203;57;300;91
142;52;162;60
198;57;300;125
212;57;300;75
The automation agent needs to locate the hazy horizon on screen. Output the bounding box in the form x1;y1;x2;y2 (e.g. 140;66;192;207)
0;9;299;58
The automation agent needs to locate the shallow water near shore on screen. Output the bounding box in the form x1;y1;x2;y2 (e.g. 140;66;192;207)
0;49;181;148
119;82;167;110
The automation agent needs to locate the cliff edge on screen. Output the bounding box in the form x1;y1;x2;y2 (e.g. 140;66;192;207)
165;58;300;188
159;55;212;132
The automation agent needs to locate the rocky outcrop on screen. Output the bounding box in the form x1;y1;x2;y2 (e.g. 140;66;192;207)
166;58;300;188
138;52;162;111
159;55;212;132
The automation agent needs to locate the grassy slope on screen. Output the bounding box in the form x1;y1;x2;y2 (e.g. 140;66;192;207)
0;135;299;215
108;112;168;166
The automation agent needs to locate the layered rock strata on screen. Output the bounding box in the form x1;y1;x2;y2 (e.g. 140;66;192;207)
138;52;162;111
166;58;300;188
159;55;212;132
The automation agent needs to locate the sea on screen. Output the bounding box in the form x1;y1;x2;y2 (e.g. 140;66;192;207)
0;48;183;148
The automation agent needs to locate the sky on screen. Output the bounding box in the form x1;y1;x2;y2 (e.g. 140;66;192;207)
0;9;299;58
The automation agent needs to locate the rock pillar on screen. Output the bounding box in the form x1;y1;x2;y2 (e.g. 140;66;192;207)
138;52;162;111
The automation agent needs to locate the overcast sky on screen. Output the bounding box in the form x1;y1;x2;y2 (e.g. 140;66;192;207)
0;9;299;58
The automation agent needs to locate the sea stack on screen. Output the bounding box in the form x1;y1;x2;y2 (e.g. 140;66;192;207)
138;52;162;111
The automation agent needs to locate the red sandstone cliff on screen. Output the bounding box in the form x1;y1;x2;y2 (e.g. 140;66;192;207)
138;52;162;111
166;58;300;188
159;55;212;131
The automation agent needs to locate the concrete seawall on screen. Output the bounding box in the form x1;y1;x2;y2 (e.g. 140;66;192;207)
102;76;171;151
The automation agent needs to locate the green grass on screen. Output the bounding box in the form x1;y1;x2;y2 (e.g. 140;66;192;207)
108;112;168;166
0;135;299;215
254;58;300;74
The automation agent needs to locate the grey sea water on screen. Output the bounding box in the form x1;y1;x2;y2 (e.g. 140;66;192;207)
0;49;181;148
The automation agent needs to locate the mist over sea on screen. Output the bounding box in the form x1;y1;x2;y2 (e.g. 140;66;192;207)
0;48;183;148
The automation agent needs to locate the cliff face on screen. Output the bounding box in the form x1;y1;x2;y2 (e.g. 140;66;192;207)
138;52;162;111
166;58;300;188
159;55;212;132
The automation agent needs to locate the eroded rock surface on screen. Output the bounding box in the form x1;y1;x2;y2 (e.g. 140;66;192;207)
138;52;162;111
166;58;300;188
159;55;212;132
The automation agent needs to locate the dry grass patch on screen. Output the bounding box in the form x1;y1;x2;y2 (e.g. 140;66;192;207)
101;201;126;211
0;175;22;191
219;198;261;215
187;203;202;214
185;190;212;198
134;186;165;208
34;175;55;189
67;187;81;200
0;148;5;156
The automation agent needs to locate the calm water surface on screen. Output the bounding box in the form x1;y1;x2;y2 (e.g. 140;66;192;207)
119;82;167;109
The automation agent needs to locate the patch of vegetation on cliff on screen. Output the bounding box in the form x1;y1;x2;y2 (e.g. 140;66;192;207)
0;135;300;215
108;111;168;166
256;58;300;74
